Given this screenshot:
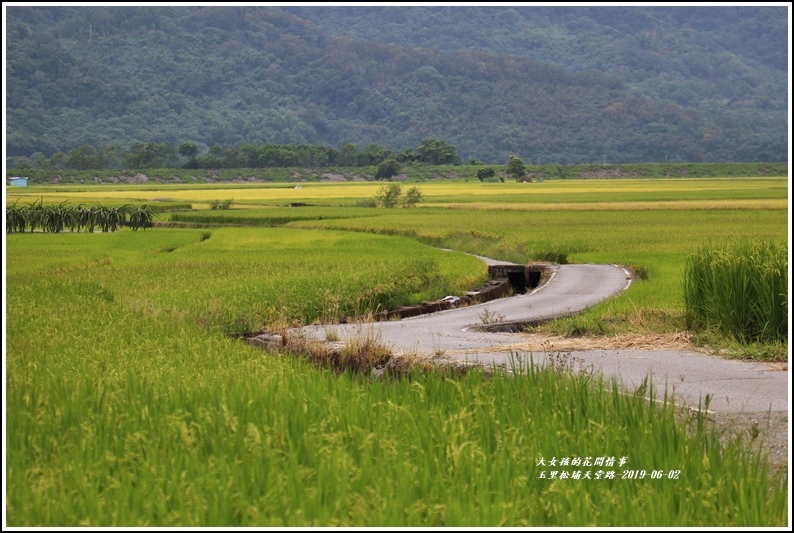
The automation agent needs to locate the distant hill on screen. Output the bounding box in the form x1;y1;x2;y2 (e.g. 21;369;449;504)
5;6;788;166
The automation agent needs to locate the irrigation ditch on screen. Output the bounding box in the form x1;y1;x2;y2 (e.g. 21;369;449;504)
235;260;564;377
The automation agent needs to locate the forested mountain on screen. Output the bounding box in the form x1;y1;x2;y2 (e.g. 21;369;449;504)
285;7;788;124
5;6;788;167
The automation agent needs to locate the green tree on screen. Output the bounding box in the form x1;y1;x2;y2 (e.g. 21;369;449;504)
102;145;127;169
209;144;225;159
223;147;245;168
402;186;423;207
126;142;178;169
36;153;52;171
417;138;461;165
67;144;102;170
476;167;496;181
51;151;68;170
363;143;391;165
238;144;261;168
338;143;361;166
258;144;299;167
179;141;198;161
375;159;402;180
507;155;526;181
326;148;339;166
375;183;402;208
396;148;418;163
38;151;67;171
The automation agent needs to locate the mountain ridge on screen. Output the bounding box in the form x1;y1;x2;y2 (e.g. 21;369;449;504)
5;6;788;166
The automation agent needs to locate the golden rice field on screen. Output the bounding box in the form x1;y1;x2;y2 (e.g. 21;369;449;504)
436;199;787;210
7;177;787;209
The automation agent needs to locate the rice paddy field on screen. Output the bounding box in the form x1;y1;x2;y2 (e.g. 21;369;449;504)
4;177;790;526
7;176;788;205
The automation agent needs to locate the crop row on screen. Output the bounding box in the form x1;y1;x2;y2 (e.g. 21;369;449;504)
6;200;154;233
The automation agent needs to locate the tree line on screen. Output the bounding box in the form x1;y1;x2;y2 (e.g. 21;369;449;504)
25;138;464;171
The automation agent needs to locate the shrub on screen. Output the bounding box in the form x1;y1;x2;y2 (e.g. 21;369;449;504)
476;167;496;181
375;159;402;180
402;186;423;208
210;199;233;210
375;183;402;208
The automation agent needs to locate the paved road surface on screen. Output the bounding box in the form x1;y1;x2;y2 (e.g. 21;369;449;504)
297;263;789;415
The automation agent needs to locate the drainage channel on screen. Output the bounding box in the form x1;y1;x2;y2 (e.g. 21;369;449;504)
364;263;554;322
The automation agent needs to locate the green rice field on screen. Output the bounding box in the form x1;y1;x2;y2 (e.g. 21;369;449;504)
4;177;789;526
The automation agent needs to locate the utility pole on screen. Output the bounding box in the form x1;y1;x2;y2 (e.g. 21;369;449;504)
603;154;606;165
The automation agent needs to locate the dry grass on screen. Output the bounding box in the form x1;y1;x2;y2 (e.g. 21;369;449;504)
255;320;482;380
444;332;703;358
274;323;393;373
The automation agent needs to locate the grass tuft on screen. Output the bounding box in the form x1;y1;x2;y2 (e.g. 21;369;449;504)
683;239;787;344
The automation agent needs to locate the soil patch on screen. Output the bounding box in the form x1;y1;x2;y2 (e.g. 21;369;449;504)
507;332;705;353
580;166;640;179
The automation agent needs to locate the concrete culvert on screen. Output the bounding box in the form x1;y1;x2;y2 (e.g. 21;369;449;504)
489;264;550;295
508;271;528;294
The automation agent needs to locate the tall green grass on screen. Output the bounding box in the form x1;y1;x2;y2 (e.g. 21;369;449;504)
6;300;787;526
4;228;486;333
683;240;788;344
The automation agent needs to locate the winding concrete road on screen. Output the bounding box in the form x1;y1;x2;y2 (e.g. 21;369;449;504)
297;262;789;415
